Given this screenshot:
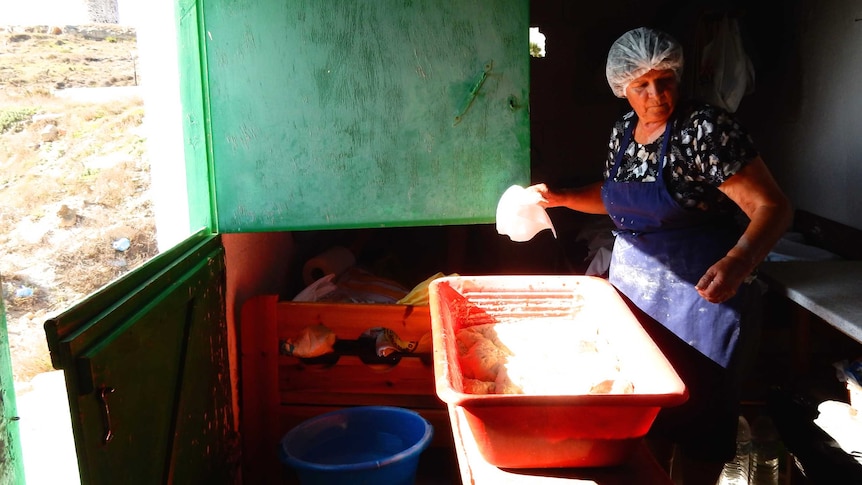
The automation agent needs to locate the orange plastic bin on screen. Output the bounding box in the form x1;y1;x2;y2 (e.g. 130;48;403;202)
428;275;688;468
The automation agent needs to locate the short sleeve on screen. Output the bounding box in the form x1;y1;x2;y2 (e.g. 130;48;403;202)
675;104;759;185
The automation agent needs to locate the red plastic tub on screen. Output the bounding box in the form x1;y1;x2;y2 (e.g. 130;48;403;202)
429;275;688;468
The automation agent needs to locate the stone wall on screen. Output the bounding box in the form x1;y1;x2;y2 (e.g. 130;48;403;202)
84;0;119;24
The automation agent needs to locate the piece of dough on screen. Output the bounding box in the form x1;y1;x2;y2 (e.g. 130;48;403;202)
455;318;634;395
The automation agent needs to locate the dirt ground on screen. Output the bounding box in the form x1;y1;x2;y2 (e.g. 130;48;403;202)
0;24;158;384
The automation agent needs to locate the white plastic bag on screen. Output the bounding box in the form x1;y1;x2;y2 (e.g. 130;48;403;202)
698;15;755;113
495;185;557;242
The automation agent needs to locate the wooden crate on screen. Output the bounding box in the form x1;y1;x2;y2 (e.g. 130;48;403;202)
240;295;449;484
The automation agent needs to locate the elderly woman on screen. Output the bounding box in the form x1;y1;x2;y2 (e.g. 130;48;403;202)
528;27;792;484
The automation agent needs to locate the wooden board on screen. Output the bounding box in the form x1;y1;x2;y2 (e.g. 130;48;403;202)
274;301;440;407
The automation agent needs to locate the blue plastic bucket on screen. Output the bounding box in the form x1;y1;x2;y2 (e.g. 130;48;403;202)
278;406;434;485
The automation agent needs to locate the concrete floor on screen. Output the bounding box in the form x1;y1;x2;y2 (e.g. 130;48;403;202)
15;370;81;485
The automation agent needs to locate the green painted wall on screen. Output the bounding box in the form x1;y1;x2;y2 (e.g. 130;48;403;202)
201;0;530;232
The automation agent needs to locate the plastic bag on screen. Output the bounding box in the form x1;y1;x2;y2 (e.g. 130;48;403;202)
363;327;418;357
292;273;338;302
280;324;336;358
397;272;458;306
834;358;862;387
697;15;755;113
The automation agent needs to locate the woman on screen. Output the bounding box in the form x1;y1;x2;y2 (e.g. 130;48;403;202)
528;27;792;484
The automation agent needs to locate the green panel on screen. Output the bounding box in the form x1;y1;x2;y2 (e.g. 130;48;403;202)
0;293;25;485
164;260;235;485
45;235;237;485
177;0;216;232
45;230;214;364
73;283;192;484
202;0;530;232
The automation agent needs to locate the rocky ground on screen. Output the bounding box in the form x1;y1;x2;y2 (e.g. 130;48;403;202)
0;24;158;384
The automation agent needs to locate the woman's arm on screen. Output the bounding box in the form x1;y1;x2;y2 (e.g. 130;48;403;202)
695;156;794;303
527;181;608;214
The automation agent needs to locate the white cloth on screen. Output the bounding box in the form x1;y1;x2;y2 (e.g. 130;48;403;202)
495;185;557;242
585;246;612;276
813;400;862;463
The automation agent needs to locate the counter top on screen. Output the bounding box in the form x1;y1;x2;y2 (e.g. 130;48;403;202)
447;404;673;484
758;260;862;344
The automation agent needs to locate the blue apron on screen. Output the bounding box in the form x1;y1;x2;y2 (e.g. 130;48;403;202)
601;117;754;368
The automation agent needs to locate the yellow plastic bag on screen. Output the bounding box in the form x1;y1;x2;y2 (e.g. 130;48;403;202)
397;272;458;306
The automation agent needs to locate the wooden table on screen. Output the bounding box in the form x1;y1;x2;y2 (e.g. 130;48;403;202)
447;404;673;484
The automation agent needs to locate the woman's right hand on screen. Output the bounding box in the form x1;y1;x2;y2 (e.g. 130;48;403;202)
526;183;555;208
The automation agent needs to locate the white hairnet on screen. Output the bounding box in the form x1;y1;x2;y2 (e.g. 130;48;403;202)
605;27;684;98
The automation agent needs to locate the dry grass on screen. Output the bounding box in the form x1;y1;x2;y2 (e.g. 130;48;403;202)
1;25;158;383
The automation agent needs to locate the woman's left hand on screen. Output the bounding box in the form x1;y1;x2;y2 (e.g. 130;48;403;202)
695;254;752;304
696;156;793;304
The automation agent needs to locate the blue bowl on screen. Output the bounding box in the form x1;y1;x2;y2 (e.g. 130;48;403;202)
279;406;434;485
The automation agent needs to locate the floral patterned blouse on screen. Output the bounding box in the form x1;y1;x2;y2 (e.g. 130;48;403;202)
603;102;758;216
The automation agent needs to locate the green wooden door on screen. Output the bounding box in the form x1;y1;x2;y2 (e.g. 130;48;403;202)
0;292;25;485
44;234;237;485
177;0;215;232
202;0;531;232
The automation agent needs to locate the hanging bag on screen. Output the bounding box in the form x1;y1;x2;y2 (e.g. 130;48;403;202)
697;15;755;113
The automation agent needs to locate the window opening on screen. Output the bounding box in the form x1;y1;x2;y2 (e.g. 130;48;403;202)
1;1;188;483
530;27;546;58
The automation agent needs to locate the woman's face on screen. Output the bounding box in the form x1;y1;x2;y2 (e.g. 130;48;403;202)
625;69;678;124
